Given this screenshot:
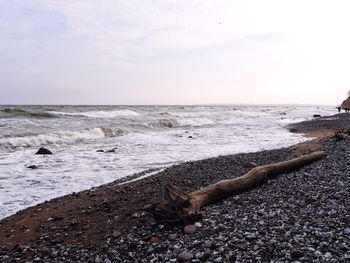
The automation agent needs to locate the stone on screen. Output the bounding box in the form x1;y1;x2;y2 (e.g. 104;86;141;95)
36;147;52;155
95;255;102;263
184;224;197;234
204;240;213;248
194;222;202;228
105;148;118;153
146;247;154;254
290;250;304;259
150;236;161;244
112;231;121;238
168;234;177;241
177;251;193;262
96;150;104;153
27;165;38;169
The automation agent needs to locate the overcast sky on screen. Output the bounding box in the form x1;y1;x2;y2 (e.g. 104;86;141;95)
1;0;350;105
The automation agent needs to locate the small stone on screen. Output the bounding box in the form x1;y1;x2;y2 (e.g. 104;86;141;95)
324;252;332;258
214;257;223;263
41;246;50;254
194;222;202;228
150;236;161;244
195;252;204;259
290;250;304;259
184;224;197;234
112;231;121;238
204;240;213;248
177;251;193;262
95;255;102;263
146;247;154;254
96;150;104;153
27;165;38;169
344;228;350;234
256;240;264;246
168;234;177;241
36;147;52;155
105;148;117;153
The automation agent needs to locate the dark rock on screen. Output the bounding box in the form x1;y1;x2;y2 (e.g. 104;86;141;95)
146;247;154;254
105;148;118;153
204;240;213;248
27;165;38;169
96;150;104;153
36;147;52;155
313;114;321;118
290;250;304;259
168;234;177;241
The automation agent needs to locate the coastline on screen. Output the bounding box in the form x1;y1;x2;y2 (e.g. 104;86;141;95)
1;114;349;262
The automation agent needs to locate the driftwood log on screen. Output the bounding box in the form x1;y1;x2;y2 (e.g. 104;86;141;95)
150;151;326;223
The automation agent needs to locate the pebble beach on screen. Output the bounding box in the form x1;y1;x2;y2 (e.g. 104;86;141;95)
0;114;349;262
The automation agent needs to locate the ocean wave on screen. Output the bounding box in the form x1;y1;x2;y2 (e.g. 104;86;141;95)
148;119;178;128
176;117;214;126
0;127;124;147
50;109;139;118
0;108;57;118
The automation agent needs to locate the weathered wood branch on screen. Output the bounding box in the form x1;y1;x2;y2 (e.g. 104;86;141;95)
150;151;326;223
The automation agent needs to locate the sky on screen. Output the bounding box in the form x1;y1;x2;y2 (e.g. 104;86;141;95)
1;0;350;105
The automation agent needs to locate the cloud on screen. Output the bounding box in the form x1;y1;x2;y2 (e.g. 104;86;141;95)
26;0;288;63
2;0;350;104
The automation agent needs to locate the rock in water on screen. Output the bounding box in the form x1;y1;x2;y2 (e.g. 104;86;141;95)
36;147;52;155
27;165;38;169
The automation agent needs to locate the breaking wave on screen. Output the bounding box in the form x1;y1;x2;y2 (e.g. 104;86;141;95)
176;117;214;127
0;108;57;118
50;109;139;118
0;127;124;148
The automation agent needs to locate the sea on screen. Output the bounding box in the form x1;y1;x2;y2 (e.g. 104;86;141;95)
0;105;335;219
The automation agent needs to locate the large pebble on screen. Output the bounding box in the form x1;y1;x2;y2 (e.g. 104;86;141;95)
184;224;197;234
177;251;193;262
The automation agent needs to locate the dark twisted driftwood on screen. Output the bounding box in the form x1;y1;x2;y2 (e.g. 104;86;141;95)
150;151;326;223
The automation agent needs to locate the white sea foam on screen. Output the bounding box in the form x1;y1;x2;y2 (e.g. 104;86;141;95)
51;109;139;118
0;128;107;147
176;117;215;126
0;105;336;219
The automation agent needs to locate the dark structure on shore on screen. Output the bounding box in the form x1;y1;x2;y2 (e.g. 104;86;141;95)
340;95;350;112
